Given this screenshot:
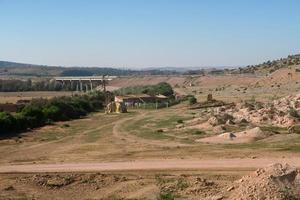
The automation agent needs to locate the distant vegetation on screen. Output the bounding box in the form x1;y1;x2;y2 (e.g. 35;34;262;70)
114;82;174;97
0;92;105;137
61;68;139;76
0;61;180;77
61;69;95;76
0;79;64;92
0;61;41;68
233;54;300;74
1;54;300;82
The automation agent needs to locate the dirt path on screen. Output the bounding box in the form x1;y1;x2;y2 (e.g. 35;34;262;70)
112;110;191;147
1;158;300;173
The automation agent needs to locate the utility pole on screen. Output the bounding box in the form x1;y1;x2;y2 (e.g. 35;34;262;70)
102;75;108;105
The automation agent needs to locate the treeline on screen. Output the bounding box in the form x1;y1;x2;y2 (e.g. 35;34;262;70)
0;61;180;77
114;82;174;97
61;68;180;76
0;92;105;136
61;68;139;76
0;79;64;92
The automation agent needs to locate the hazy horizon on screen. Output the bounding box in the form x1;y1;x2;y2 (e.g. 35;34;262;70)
1;0;300;68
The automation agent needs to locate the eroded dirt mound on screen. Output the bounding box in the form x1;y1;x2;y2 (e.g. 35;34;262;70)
197;127;269;144
219;93;300;127
229;163;300;200
0;172;236;200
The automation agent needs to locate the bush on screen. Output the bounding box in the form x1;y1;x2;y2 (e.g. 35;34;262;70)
157;191;174;200
43;105;60;121
154;82;174;96
0;112;17;133
115;82;174;97
0;91;105;136
21;105;46;128
188;96;197;105
289;108;300;118
14;113;28;131
177;119;183;124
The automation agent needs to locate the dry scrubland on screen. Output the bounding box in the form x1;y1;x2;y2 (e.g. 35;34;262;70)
111;65;300;102
0;91;73;103
2;67;300;199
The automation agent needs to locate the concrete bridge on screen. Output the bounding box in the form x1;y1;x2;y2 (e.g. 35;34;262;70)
53;76;117;92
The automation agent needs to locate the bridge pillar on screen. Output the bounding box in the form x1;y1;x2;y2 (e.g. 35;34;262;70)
76;82;79;92
80;80;83;92
90;79;93;91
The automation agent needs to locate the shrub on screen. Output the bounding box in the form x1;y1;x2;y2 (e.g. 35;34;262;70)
115;82;174;97
188;96;197;105
177;119;183;124
14;113;28;131
61;124;70;128
0;112;17;133
156;191;174;200
0;92;106;137
154;82;174;96
289;108;300;118
21;105;46;128
43;105;60;121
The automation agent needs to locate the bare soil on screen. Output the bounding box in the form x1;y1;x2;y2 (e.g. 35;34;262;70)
2;71;300;199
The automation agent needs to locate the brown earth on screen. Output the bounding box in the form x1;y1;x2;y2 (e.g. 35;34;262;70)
0;91;73;103
2;158;300;173
0;170;240;200
2;70;300;199
1;162;300;199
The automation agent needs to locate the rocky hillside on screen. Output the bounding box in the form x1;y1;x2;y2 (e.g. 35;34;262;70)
234;54;300;75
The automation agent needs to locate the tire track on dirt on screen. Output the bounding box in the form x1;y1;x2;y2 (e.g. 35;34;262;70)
1;158;300;173
112;111;192;147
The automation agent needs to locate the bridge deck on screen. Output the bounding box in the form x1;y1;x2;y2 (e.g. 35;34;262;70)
54;76;117;81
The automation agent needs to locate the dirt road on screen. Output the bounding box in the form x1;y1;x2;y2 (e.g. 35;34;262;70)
1;158;300;173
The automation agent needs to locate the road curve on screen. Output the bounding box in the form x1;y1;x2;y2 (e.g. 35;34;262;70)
0;158;300;173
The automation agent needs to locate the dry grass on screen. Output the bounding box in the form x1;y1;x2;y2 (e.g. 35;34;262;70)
2;72;300;199
0;91;74;103
0;103;299;166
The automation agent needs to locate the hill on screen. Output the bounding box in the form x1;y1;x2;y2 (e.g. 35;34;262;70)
0;61;179;77
232;54;300;75
2;54;300;77
0;61;42;68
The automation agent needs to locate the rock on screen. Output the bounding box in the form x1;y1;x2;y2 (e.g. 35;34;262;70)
46;177;73;187
240;118;248;124
210;195;224;200
229;163;300;200
227;186;234;191
288;125;295;134
213;125;226;133
176;124;184;129
226;119;235;125
208;116;226;126
208;116;220;126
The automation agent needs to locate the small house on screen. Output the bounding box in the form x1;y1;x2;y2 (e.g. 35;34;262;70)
115;94;169;107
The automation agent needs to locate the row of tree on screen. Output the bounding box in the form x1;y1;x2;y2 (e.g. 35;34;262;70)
114;82;174;97
0;92;105;137
0;79;65;92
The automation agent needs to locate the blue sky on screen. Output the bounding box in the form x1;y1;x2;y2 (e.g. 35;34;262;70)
1;0;300;68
